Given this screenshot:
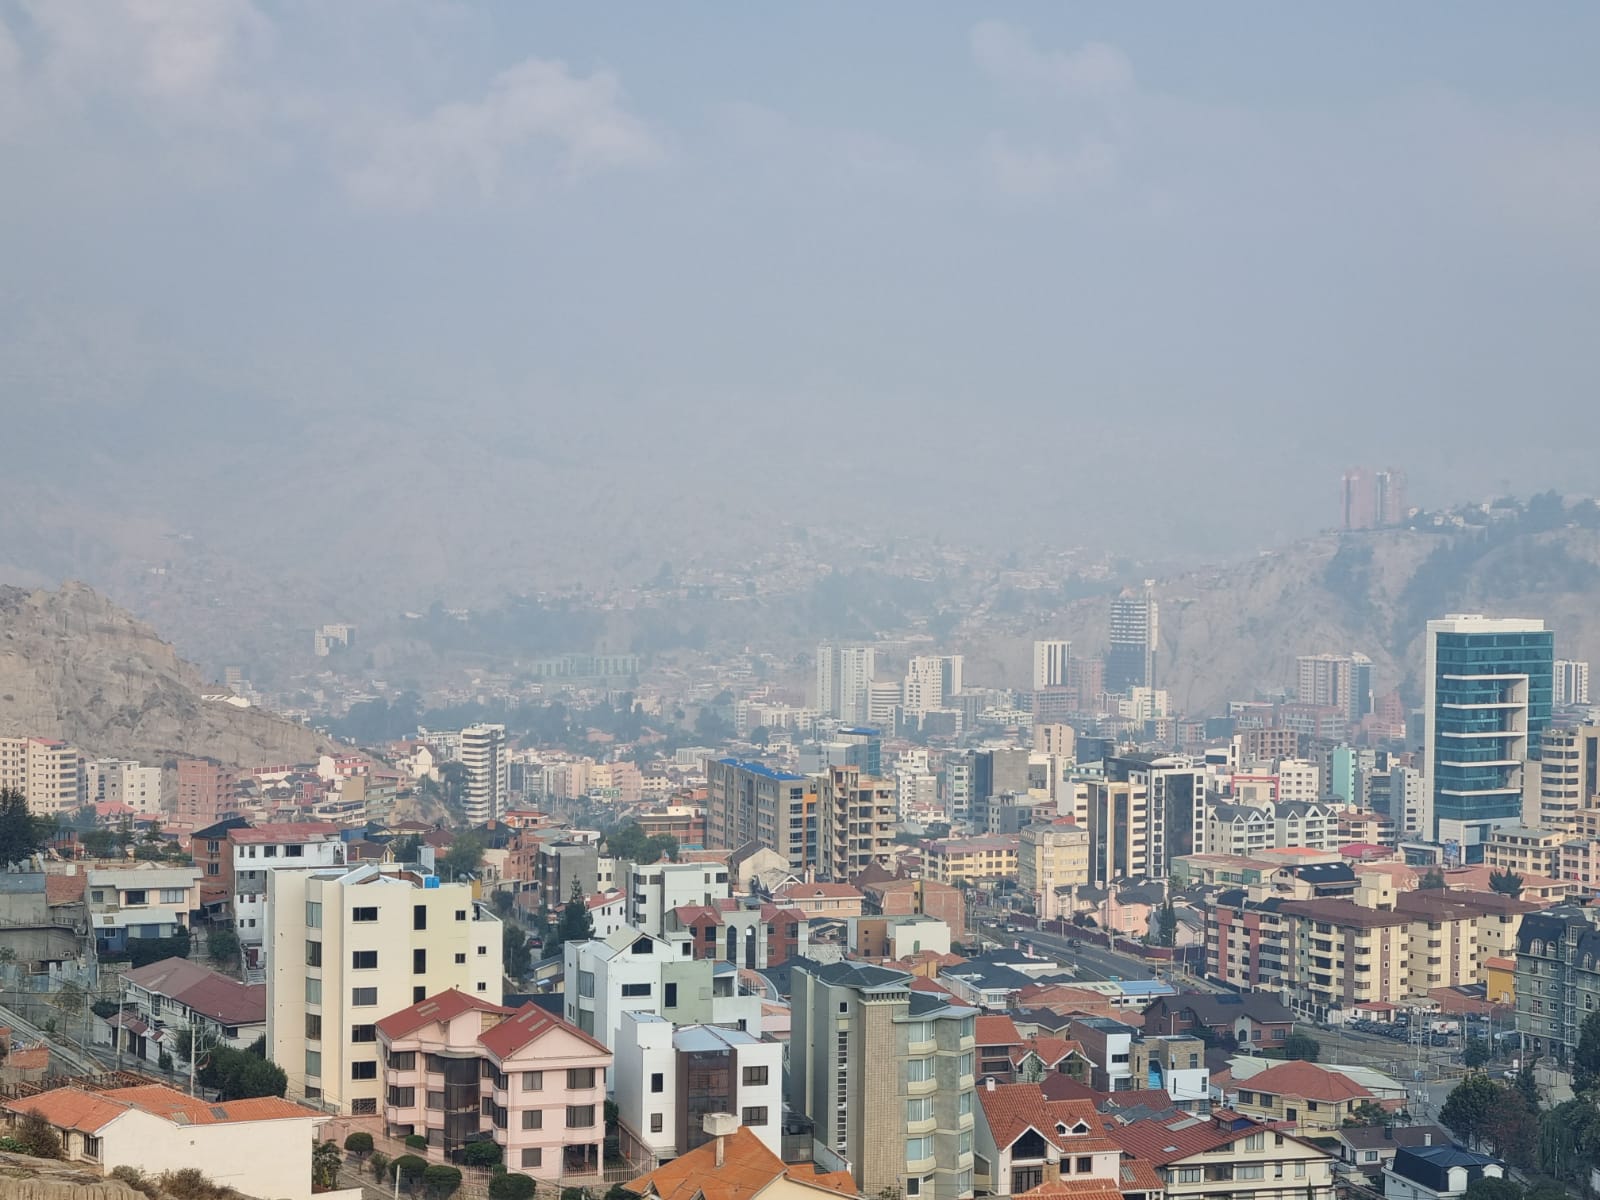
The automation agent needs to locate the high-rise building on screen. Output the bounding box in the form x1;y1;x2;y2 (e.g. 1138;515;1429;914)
1295;653;1373;724
1018;822;1090;919
1556;660;1592;707
266;862;504;1114
1423;614;1554;860
1538;726;1600;834
1082;779;1149;885
817;765;895;881
1340;468;1407;530
175;758;237;827
903;657;947;717
84;759;163;814
704;759;815;871
459;724;509;823
1031;640;1071;691
788;960;977;1200
816;644;876;723
1106;587;1158;692
0;737;82;817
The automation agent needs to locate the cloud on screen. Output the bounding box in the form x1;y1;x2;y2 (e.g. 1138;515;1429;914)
340;56;663;210
970;20;1133;101
983;133;1118;200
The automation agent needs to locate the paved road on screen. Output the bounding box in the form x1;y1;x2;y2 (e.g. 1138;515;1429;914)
1000;923;1158;982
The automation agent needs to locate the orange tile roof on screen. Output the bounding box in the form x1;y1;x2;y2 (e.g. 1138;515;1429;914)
1018;1181;1125;1200
3;1088;128;1133
103;1085;319;1124
1117;1158;1165;1192
1105;1112;1261;1165
629;1126;858;1200
375;988;512;1041
1243;1060;1374;1103
978;1084;1121;1156
477;1002;611;1060
976;1015;1025;1047
1012;1036;1087;1068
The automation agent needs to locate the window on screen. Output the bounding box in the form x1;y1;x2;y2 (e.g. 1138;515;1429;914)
907;1058;934;1083
1243;1133;1264;1151
958;1052;974;1076
521;1149;542;1169
906;1136;933;1162
455;953;466;964
352;1024;376;1043
907;1098;933;1123
160;888;186;904
352;906;378;923
651;1073;664;1094
743;1106;769;1127
352;1061;377;1080
263;846;278;858
621;983;652;998
959;1092;973;1116
125;889;147;905
305;977;321;1004
389;1051;416;1071
665;983;678;1007
415;986;427;1002
388;1086;414;1106
286;844;304;857
352;987;378;1007
305;1013;322;1039
352;1098;377;1116
457;909;467;921
427;1092;444;1110
566;1105;596;1128
960;1131;973;1156
1076;1157;1091;1174
414;904;427;931
305;1050;321;1078
522;1110;543;1130
567;1068;596;1090
1238;1166;1264;1180
352;950;377;970
305;941;322;967
650;1114;663;1133
905;1020;933;1042
1295;1164;1306;1179
743;1065;769;1087
1174;1170;1202;1184
413;948;427;974
478;945;488;956
523;1071;543;1091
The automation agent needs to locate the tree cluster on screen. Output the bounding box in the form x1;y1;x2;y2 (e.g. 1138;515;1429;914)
197;1044;288;1100
604;822;678;866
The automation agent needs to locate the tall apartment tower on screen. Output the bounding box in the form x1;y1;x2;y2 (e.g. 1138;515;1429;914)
1538;726;1600;834
1105;587;1158;692
903;657;947;717
817;765;895;881
266;862;503;1114
0;738;83;817
1341;467;1406;530
1556;660;1592;707
1031;640;1072;691
788;961;977;1200
1422;614;1553;860
817;644;876;723
703;758;815;871
175;758;237;827
459;724;509;823
1296;653;1374;724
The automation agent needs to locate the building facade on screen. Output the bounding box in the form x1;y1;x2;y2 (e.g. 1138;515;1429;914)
459;724;509;823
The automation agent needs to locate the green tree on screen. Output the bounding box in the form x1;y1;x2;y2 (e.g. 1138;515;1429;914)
1489;869;1525;897
207;927;240;966
442;832;486;880
344;1131;374;1159
392;833;424;862
197;1044;287;1099
1282;1033;1321;1062
488;1174;537;1200
1442;1073;1505;1147
422;1164;463;1198
1344;1101;1389;1127
369;1152;392;1183
313;1140;342;1191
1574;1008;1600;1093
1420;867;1447;890
1515;1056;1540;1109
504;924;533;980
1485;1092;1539;1168
80;828;118;858
14;1110;64;1159
0;788;42;867
1464;1038;1492;1069
554;879;595;949
1151;900;1177;948
462;1141;503;1168
391;1155;428;1192
1465;1178;1522;1200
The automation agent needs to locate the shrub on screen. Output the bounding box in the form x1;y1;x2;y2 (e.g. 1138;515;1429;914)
405;1134;429;1151
369;1151;391;1183
152;1168;242;1200
489;1175;538;1200
345;1131;375;1158
461;1140;502;1168
15;1110;64;1159
422;1164;463;1198
562;1188;591;1200
110;1165;159;1198
392;1154;429;1190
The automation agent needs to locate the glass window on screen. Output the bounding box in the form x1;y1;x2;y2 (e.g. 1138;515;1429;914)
351;1061;377;1080
305;941;322;967
650;1114;663;1133
352;987;378;1007
523;1071;543;1090
906;1136;933;1162
414;904;427;931
427;1092;444;1110
566;1105;596;1128
351;1024;376;1043
651;1073;664;1094
521;1149;542;1169
388;1051;416;1070
742;1106;769;1127
305;1050;321;1078
567;1068;596;1090
742;1065;768;1086
352;906;378;923
305;1013;321;1039
907;1058;934;1082
352;950;377;970
907;1097;933;1123
304;977;321;1004
522;1109;543;1130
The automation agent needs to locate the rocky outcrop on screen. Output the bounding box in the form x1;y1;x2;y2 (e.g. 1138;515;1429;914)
0;1152;144;1200
0;582;334;768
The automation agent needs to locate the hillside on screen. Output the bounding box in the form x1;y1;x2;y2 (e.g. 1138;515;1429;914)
0;581;335;767
967;515;1600;716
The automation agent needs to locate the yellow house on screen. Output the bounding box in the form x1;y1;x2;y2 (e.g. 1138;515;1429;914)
1230;1060;1381;1133
1484;955;1516;1008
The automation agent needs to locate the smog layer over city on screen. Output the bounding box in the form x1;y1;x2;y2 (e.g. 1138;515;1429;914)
1;6;1598;1200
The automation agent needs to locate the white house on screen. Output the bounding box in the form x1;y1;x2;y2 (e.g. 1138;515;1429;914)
3;1084;324;1200
231;823;345;964
626;861;731;937
1384;1144;1505;1200
109;956;265;1066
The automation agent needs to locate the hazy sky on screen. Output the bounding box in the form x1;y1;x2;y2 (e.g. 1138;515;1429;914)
3;2;1599;566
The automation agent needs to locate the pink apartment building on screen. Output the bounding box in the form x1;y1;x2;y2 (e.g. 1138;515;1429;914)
376;989;612;1177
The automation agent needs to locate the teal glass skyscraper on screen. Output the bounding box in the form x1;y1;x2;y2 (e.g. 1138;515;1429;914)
1423;614;1554;863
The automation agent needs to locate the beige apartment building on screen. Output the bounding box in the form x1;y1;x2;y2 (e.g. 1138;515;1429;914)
1279;900;1413;1016
1082;779;1149;885
0;737;82;817
1537;726;1600;833
924;836;1020;887
1484;825;1565;878
817;766;895;882
266;862;503;1115
1018;822;1090;919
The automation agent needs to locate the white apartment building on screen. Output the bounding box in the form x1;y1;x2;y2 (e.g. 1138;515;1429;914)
266;863;503;1114
614;1012;784;1166
897;768;940;819
816;644;876;723
459;724;509;823
563;927;762;1058
0;737;82;817
84;760;163;814
1032;640;1071;691
231;824;345;965
627;860;731;937
1276;759;1322;801
1556;660;1591;707
904;657;948;717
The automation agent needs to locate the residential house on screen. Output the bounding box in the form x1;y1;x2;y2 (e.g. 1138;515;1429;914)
112;956;265;1066
1067;1018;1136;1094
973;1083;1123;1198
627;1120;859;1200
1228;1060;1380;1132
376;988;612;1177
86;866;201;958
1140;994;1296;1050
1383;1144;1505;1200
1010;1036;1093;1085
772;883;864;920
1335;1125;1451;1177
1104;1110;1335;1200
230;823;344;967
1;1084;321;1200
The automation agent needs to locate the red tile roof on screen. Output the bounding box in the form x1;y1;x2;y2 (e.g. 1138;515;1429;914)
3;1089;128;1133
977;1015;1025;1047
1017;1181;1125;1200
978;1084;1121;1155
229;822;341;844
1104;1113;1261;1165
375;988;511;1040
477;1003;610;1060
1012;1036;1088;1069
4;1085;318;1132
629;1126;857;1200
1244;1060;1374;1103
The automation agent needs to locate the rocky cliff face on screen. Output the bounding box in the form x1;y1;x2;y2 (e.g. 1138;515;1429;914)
0;582;333;767
0;1153;144;1200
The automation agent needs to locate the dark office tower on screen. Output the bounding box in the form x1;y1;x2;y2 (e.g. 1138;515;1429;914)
1106;586;1158;692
